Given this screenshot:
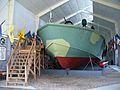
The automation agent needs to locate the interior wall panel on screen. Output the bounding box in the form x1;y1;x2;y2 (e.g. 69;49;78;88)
14;1;36;37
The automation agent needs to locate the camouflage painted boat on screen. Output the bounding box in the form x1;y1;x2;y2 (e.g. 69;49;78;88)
37;23;105;68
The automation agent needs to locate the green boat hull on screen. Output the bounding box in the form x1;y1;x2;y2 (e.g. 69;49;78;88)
37;23;106;68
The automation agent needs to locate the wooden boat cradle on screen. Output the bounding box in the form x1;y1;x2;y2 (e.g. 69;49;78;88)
6;36;44;86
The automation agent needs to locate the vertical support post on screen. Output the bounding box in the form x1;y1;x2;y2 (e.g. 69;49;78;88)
8;0;15;26
34;38;36;80
89;56;94;71
115;23;119;66
42;43;45;69
38;50;41;77
35;16;39;34
6;0;15;86
6;65;9;85
25;65;27;85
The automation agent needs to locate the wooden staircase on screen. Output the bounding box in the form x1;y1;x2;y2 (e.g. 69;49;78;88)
6;36;44;86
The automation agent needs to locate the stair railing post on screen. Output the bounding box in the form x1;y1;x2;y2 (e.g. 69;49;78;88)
6;64;9;85
25;65;27;85
33;37;36;80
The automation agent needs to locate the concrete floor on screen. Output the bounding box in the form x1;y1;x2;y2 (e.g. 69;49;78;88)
0;68;120;90
0;75;120;90
88;84;120;90
28;75;120;90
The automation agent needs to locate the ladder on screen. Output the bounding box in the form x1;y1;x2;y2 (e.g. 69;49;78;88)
6;37;44;86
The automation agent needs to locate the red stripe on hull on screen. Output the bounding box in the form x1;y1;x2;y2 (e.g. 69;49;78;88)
56;57;100;68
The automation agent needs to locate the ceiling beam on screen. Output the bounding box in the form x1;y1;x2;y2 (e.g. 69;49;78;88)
91;0;120;10
82;11;116;23
82;11;119;34
56;5;92;23
89;22;111;32
89;22;112;39
37;0;69;17
90;12;119;34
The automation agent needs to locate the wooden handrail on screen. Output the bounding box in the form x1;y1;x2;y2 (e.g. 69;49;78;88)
24;39;34;82
25;39;34;66
7;39;20;66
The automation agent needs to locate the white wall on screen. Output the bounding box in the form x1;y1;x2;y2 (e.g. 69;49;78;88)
0;0;11;70
0;0;45;37
0;0;9;35
13;1;36;37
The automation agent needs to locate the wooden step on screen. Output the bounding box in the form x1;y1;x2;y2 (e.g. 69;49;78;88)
13;61;33;65
9;69;25;71
7;81;26;86
19;50;36;53
16;54;28;56
13;60;27;63
15;57;28;59
10;66;25;68
9;70;25;73
11;65;25;67
10;69;25;70
14;57;33;60
9;73;25;75
13;61;26;63
13;62;26;65
8;77;25;80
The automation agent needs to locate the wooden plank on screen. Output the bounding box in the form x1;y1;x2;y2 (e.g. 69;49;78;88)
9;73;25;75
8;76;25;79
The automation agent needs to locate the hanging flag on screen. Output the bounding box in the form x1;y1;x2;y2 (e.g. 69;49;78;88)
8;25;14;43
0;25;2;37
18;28;25;40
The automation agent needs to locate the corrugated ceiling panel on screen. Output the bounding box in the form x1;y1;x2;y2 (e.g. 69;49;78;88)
68;16;77;24
60;2;73;16
68;0;79;12
16;0;59;14
77;0;86;10
16;0;93;25
53;7;65;20
16;0;46;14
44;0;57;6
75;13;82;21
81;12;90;18
40;13;50;22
